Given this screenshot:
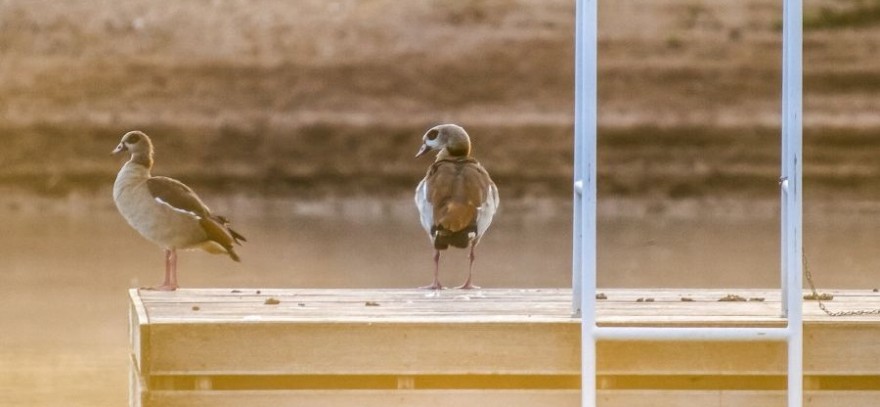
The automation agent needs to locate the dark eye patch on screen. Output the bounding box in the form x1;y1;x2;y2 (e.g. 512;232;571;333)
426;129;439;141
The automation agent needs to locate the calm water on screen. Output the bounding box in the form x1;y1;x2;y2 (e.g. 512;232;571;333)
2;196;880;406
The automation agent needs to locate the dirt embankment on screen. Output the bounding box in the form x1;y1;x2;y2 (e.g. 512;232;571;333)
2;0;880;200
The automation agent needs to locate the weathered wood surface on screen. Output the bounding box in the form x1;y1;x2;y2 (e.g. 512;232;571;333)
133;288;880;323
130;288;880;407
139;390;880;407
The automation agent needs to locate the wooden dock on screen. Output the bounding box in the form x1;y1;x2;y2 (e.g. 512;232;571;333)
130;288;880;407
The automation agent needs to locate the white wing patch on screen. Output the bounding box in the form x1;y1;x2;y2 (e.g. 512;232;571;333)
475;182;499;242
414;178;433;237
155;197;202;219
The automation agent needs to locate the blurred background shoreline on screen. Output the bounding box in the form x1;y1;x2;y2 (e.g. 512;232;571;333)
2;0;880;204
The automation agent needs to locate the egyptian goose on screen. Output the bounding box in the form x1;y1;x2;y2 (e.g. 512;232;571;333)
112;130;245;291
414;124;499;289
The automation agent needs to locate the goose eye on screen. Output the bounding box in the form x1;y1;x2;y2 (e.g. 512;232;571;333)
426;129;438;141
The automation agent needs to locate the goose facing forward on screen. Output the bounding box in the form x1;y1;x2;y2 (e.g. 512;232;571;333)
112;130;245;291
414;124;499;289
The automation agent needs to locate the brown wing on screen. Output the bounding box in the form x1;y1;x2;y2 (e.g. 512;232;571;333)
148;176;245;258
199;217;241;261
147;176;211;218
427;158;493;233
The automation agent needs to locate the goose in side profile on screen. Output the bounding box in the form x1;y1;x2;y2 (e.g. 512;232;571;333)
112;130;245;291
414;124;499;290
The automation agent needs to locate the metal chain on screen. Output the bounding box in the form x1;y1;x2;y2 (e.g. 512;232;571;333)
803;252;880;316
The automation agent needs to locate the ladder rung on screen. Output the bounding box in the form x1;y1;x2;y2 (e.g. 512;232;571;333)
590;326;792;342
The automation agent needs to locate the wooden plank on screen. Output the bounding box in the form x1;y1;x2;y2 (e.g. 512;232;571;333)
146;322;579;376
598;342;785;375
137;288;576;323
599;324;880;375
141;389;880;407
130;354;145;407
139;326;874;376
135;288;880;324
130;290;151;407
599;390;880;407
806;324;880;375
130;289;150;383
146;374;579;391
144;389;579;407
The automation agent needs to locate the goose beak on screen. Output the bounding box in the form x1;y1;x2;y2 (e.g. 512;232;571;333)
112;143;127;155
415;143;430;158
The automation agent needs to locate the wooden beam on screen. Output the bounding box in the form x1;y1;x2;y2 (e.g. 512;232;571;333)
146;321;578;376
142;389;880;407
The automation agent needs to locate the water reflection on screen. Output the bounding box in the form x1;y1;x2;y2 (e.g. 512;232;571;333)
2;196;880;406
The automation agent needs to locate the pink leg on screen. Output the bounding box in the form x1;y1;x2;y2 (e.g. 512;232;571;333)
456;243;480;290
419;250;444;290
167;248;179;288
145;249;179;291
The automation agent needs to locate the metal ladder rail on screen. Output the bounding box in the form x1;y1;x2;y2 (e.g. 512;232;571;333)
571;1;804;406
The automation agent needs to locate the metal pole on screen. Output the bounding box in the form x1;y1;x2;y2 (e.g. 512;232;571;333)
575;0;598;405
571;0;585;315
594;326;791;342
781;0;804;406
